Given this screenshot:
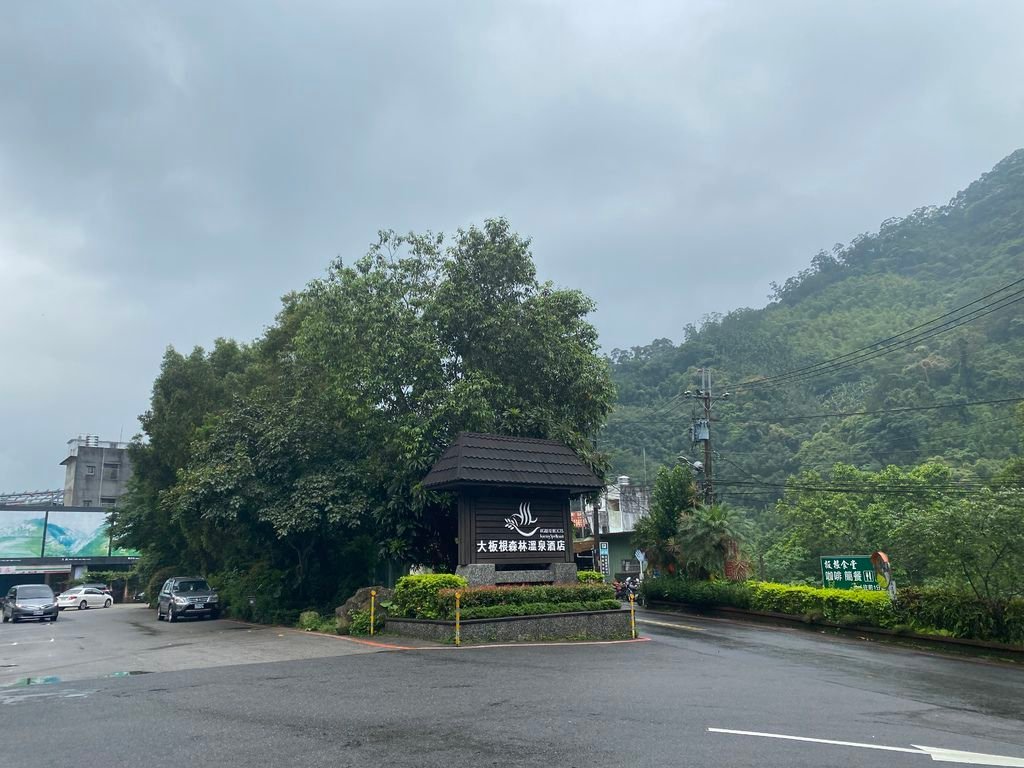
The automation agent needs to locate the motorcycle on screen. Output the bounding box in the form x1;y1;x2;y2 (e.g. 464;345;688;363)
615;577;640;601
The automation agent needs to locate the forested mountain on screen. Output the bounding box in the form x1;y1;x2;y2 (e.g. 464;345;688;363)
604;149;1024;511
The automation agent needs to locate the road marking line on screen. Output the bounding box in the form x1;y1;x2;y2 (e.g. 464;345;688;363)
638;619;705;632
2;638;56;647
913;746;1024;767
708;728;924;754
335;635;415;650
708;728;1024;766
413;637;651;651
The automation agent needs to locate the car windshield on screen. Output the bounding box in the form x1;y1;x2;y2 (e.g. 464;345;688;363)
175;580;210;593
18;586;53;599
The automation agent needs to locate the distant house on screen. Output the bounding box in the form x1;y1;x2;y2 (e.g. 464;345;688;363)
60;436;133;508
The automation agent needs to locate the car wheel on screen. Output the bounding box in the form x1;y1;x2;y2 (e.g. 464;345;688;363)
167;606;176;623
10;614;17;624
79;600;88;610
2;612;8;623
104;599;112;608
156;605;163;621
210;610;220;620
50;614;58;622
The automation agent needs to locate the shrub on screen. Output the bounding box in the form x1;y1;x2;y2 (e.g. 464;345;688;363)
392;574;468;619
639;577;1024;643
641;577;752;609
209;563;290;623
459;599;622;620
298;611;321;631
749;583;897;628
317;616;340;635
435;584;615;619
894;587;1024;644
348;608;385;635
576;570;605;583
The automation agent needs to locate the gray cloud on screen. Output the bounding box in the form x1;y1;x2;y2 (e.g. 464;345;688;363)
2;0;1023;490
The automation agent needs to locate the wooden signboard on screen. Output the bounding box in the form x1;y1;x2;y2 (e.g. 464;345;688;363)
458;490;571;566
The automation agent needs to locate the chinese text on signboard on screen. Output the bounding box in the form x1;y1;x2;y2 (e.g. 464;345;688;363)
820;556;879;590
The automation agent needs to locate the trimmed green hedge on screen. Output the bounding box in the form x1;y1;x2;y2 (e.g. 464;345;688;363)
392;574;468;619
641;577;1024;645
460;599;622;620
895;587;1024;645
749;582;896;627
394;582;618;620
576;570;605;583
641;578;753;610
437;584;615;618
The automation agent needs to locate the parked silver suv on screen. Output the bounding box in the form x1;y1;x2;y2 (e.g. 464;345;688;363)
156;576;221;622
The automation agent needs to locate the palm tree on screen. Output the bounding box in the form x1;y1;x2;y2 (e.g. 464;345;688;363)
676;503;752;579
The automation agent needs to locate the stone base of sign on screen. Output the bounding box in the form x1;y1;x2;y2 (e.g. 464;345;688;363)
387;609;631;644
456;562;578;587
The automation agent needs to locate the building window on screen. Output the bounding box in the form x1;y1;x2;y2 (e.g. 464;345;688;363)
86;465;96;476
82;499;92;507
103;463;120;480
100;497;117;507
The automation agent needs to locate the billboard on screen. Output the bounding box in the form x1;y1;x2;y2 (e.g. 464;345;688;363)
0;508;47;557
0;507;139;560
44;509;112;557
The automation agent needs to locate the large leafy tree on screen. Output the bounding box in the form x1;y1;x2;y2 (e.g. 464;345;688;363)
632;465;697;574
908;489;1024;603
116;219;615;607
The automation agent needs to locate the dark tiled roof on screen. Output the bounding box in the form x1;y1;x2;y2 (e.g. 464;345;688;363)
422;433;604;492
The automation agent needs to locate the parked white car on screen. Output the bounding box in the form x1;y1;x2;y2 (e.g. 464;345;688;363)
57;587;113;611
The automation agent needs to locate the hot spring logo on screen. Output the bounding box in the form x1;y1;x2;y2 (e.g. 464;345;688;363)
505;502;539;537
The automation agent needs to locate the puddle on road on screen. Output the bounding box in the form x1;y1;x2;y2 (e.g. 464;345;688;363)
6;675;62;687
4;671;152;688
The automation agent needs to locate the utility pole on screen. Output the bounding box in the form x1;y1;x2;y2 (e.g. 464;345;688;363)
684;368;729;506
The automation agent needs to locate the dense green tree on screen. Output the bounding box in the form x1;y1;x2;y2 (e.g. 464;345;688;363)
116;219;615;609
907;489;1024;603
632;465;697;573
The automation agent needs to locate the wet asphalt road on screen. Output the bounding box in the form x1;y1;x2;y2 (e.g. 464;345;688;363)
1;607;1022;768
0;603;376;687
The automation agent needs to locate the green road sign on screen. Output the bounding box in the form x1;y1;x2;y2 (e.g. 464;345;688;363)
820;556;880;590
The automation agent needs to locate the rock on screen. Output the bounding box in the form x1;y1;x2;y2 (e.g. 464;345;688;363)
334;586;393;632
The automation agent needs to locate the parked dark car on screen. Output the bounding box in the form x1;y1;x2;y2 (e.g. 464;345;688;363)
156;577;221;622
2;584;59;623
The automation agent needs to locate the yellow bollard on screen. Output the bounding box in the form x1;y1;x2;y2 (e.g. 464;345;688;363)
629;593;636;639
370;589;377;637
455;590;462;647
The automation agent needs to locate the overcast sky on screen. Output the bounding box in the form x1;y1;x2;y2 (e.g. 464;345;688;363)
2;1;1023;492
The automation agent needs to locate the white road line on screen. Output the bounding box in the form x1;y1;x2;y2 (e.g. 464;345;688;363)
638;619;705;632
2;638;56;647
913;746;1024;767
708;728;1024;766
708;727;924;754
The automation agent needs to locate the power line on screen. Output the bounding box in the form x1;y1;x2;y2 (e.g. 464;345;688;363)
732;277;1024;391
732;396;1024;423
611;395;1023;425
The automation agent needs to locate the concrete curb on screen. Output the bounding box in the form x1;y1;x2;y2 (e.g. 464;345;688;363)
389;609;632;644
